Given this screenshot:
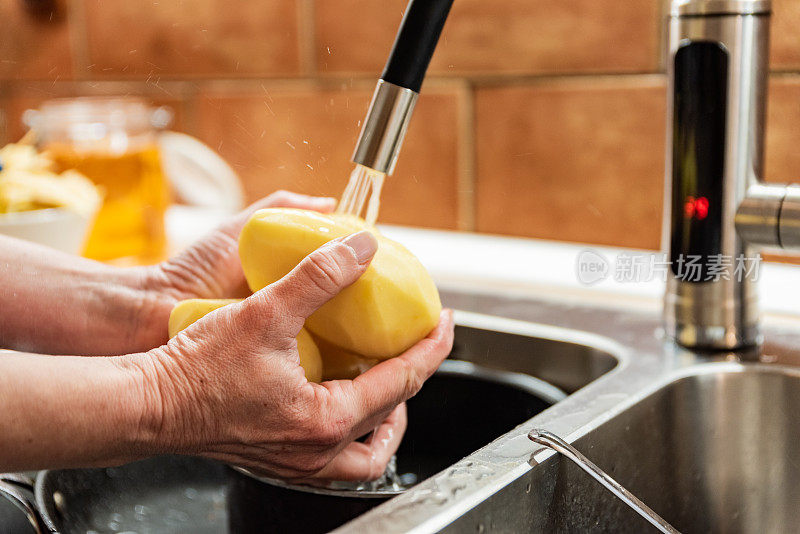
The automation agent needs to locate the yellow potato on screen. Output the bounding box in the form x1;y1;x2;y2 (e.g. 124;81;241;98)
238;208;441;360
167;298;323;383
293;329;324;384
312;335;378;381
168;298;242;338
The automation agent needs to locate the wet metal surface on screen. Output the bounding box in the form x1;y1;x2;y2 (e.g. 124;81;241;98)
335;289;800;533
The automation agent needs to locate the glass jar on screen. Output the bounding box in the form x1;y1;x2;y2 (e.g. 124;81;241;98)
24;97;173;264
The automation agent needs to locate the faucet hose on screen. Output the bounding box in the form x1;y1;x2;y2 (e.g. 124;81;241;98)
381;0;455;93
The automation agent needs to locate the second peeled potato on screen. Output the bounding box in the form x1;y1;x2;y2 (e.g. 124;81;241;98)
168;298;324;383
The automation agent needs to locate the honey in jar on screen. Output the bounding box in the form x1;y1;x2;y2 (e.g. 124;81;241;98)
25;97;172;264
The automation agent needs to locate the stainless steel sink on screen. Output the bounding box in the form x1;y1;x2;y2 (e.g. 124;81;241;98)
13;288;798;533
336;291;800;534
442;364;800;533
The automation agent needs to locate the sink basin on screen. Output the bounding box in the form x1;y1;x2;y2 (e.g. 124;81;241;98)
451;312;619;393
331;291;800;534
442;364;800;534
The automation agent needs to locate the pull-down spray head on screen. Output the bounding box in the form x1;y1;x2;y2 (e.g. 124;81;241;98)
351;0;455;175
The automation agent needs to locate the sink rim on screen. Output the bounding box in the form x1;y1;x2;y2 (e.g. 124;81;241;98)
453;309;631;368
452;309;630;394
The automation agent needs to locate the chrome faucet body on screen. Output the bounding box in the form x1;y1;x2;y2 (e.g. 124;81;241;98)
664;0;800;352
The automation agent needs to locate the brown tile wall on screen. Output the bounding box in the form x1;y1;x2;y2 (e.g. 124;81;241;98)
2;0;800;248
83;0;302;78
475;77;666;249
194;81;463;228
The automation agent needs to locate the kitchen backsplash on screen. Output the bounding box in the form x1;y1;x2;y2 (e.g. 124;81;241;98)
2;0;800;250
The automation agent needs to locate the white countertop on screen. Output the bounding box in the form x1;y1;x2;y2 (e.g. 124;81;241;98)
167;206;800;320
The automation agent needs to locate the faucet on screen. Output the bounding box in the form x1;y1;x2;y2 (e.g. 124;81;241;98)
352;0;454;176
357;0;793;354
664;0;800;352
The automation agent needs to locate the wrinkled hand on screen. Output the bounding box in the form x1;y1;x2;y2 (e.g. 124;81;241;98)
135;191;336;349
138;231;455;481
153;190;336;300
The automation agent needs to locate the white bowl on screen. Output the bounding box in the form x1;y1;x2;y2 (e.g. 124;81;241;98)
0;208;95;255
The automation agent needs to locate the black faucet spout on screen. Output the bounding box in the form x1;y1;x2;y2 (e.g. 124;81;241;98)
351;0;455;175
381;0;455;93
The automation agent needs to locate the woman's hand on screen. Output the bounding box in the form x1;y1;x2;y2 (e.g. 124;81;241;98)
0;190;335;356
135;191;336;350
0;229;452;476
136;231;455;481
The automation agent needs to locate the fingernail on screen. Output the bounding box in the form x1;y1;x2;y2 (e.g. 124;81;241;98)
343;230;378;264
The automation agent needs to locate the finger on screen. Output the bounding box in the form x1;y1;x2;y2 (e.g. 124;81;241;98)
320;310;454;441
254;231;378;330
162;192;337;299
305;404;407;482
219;191;336;240
264;190;337;213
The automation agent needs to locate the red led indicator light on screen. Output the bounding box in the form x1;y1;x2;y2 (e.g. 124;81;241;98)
694;196;709;220
683;196;709;220
684;196;695;218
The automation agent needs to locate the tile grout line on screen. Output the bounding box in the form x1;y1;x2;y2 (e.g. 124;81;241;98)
657;0;668;73
180;81;201;138
4;72;681;88
67;0;90;80
456;80;476;232
298;0;317;77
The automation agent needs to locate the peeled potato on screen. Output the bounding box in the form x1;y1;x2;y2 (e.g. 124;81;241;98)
312;335;378;381
167;298;323;383
238;208;441;360
168;298;241;338
291;329;324;384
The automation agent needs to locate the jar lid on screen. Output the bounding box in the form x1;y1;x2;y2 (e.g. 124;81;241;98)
23;97;173;138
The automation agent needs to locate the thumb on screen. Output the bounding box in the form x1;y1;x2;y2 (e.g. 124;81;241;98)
257;230;378;329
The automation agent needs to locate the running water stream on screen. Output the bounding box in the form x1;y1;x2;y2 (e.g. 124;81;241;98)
336;164;386;226
336;164;407;491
